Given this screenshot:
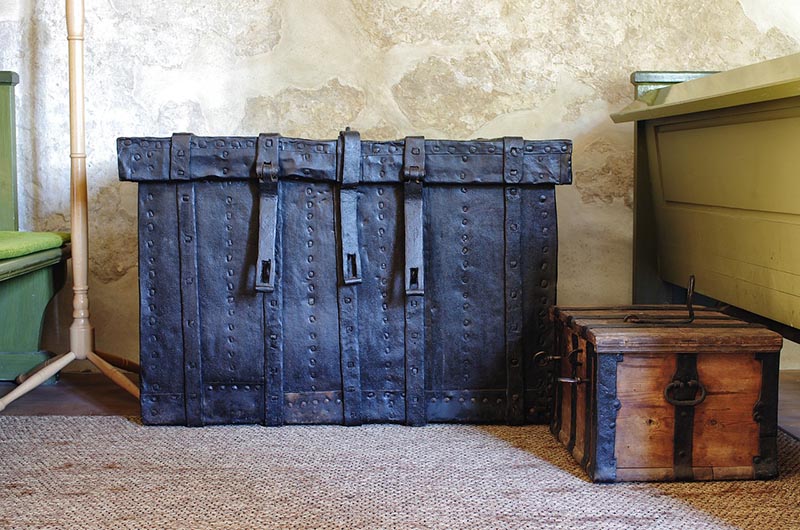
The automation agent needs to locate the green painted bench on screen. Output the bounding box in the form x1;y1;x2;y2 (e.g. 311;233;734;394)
0;71;70;384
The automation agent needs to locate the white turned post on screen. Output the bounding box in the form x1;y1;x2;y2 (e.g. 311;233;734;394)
66;0;93;361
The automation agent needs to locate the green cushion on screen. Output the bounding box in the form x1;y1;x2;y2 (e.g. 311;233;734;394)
0;231;70;260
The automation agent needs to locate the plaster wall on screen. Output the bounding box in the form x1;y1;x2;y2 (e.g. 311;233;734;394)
0;0;798;368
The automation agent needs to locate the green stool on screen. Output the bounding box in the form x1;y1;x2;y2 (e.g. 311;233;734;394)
0;230;71;385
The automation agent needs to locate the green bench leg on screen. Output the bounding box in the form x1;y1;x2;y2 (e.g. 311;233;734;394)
0;262;66;385
0;351;57;385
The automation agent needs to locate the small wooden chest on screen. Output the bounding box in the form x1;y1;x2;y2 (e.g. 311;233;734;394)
548;305;782;482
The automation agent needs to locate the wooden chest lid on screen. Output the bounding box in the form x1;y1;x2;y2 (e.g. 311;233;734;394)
551;305;783;354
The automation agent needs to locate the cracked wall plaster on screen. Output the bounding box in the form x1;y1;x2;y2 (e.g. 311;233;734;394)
0;0;797;363
239;79;366;137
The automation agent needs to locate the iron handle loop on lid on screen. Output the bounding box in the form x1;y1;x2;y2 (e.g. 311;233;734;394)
624;275;696;324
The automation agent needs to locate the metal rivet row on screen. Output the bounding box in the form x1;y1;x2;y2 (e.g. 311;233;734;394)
143;190;160;365
460;188;473;384
372;188;393;384
306;187;319;383
223;190;236;372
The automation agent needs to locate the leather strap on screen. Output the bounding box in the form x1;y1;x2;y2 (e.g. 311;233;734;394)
403;136;426;426
338;129;363;425
254;133;280;292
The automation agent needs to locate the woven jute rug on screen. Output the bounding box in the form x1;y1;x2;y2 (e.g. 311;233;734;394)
0;417;798;530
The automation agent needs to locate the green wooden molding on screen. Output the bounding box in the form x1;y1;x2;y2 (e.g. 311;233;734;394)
630;71;715;101
0;71;19;86
0;246;70;282
612;53;800;123
0;71;18;231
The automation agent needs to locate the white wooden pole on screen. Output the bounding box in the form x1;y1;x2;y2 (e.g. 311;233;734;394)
66;0;139;399
66;0;93;362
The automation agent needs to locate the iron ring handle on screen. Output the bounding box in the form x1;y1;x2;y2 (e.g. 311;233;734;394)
533;350;562;366
558;377;588;385
664;379;706;407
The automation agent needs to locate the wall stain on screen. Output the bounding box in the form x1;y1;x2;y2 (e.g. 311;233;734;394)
239;79;366;137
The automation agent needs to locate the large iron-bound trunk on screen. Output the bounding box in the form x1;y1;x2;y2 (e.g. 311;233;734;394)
118;132;572;426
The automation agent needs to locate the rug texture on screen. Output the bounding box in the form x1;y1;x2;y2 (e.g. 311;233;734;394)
0;417;798;530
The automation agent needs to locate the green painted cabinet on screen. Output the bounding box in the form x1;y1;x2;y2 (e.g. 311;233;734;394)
613;53;800;330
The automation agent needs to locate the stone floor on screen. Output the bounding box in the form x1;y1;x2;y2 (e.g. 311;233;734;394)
779;370;800;440
1;371;799;440
0;372;139;416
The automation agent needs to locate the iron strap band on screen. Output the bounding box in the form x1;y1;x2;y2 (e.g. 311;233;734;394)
504;137;524;424
339;286;362;425
254;133;280;293
558;313;737;321
672;353;700;480
503;137;524;184
169;133;192;181
404;295;425;426
554;305;718;313
176;182;203;426
754;351;779;478
404;136;426;426
254;133;285;425
549;323;564;437
403;135;426;180
119;136;573;186
566;333;579;453
592;353;623;482
338;130;363;285
571;322;762;329
337;130;363;426
263;209;285;426
527;186;558;424
580;341;595;469
403;136;425;295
